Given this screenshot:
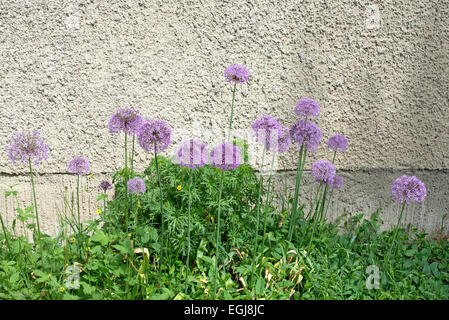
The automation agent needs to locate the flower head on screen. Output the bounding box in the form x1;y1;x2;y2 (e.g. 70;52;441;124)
289;119;322;154
67;156;90;175
224;64;250;84
109;107;143;135
276;126;292;153
328;175;343;190
327;134;348;152
210;142;241;171
392;175;427;204
251;115;284;151
175;138;208;170
137;119;171;154
127;177;146;196
294;98;320;119
5;130;49;165
98;180;113;192
177;185;182;191
311;160;336;184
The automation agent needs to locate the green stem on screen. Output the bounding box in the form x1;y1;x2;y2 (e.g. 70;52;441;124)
131;135;135;173
213;170;225;300
323;189;334;222
387;201;407;260
305;184;323;220
154;147;165;275
250;145;266;290
260;152;276;257
288;144;307;242
185;171;193;295
28;158;42;247
0;213;12;254
318;184;329;224
77;174;81;233
124;132;128;182
227;83;237;142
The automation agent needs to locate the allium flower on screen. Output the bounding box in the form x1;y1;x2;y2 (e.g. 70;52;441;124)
289;119;322;154
137;118;171;154
328;175;343;190
175;138;208;170
327;134;348;152
294;98;320;119
127;177;146;196
311;160;336;184
392;175;427;204
276;126;292;153
109;107;143;135
252;115;283;151
5;130;49;165
224;64;250;84
67;156;90;175
210;142;241;171
98;180;113;192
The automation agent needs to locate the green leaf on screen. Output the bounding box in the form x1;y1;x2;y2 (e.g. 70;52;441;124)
112;244;130;254
91;230;108;246
255;278;266;295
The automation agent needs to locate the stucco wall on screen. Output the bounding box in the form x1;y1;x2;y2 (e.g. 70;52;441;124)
0;0;448;236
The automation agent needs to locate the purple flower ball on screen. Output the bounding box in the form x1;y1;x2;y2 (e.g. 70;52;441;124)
67;156;90;175
327;134;348;152
252;115;283;151
392;175;427;204
5;130;49;166
311;160;336;184
210;142;242;171
137;118;172;154
294;98;320;119
127;177;146;196
98;180;113;192
224;64;250;84
175;138;208;170
276;126;292;153
328;175;343;190
289;119;322;154
109;107;143;135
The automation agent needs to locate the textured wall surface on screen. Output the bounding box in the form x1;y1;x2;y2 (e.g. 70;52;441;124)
0;0;448;236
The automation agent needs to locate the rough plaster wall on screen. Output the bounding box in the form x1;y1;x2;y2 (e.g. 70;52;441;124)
0;0;448;236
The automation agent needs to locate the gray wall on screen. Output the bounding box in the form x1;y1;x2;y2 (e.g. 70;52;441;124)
0;0;448;236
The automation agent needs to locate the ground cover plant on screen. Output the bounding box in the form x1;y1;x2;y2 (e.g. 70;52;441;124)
0;65;448;300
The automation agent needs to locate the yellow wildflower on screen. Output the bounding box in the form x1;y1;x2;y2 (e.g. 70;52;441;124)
96;209;102;214
177;185;182;191
70;237;76;243
60;287;65;292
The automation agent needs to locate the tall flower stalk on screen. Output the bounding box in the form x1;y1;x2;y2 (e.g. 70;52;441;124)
137;118;171;274
67;156;90;233
126;177;146;297
109;107;143;182
287;98;322;242
175;138;207;294
224;64;249;141
250;115;291;289
5;130;49;246
209;142;241;299
388;175;427;258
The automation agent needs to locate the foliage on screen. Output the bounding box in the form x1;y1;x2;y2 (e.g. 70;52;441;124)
1;156;448;300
